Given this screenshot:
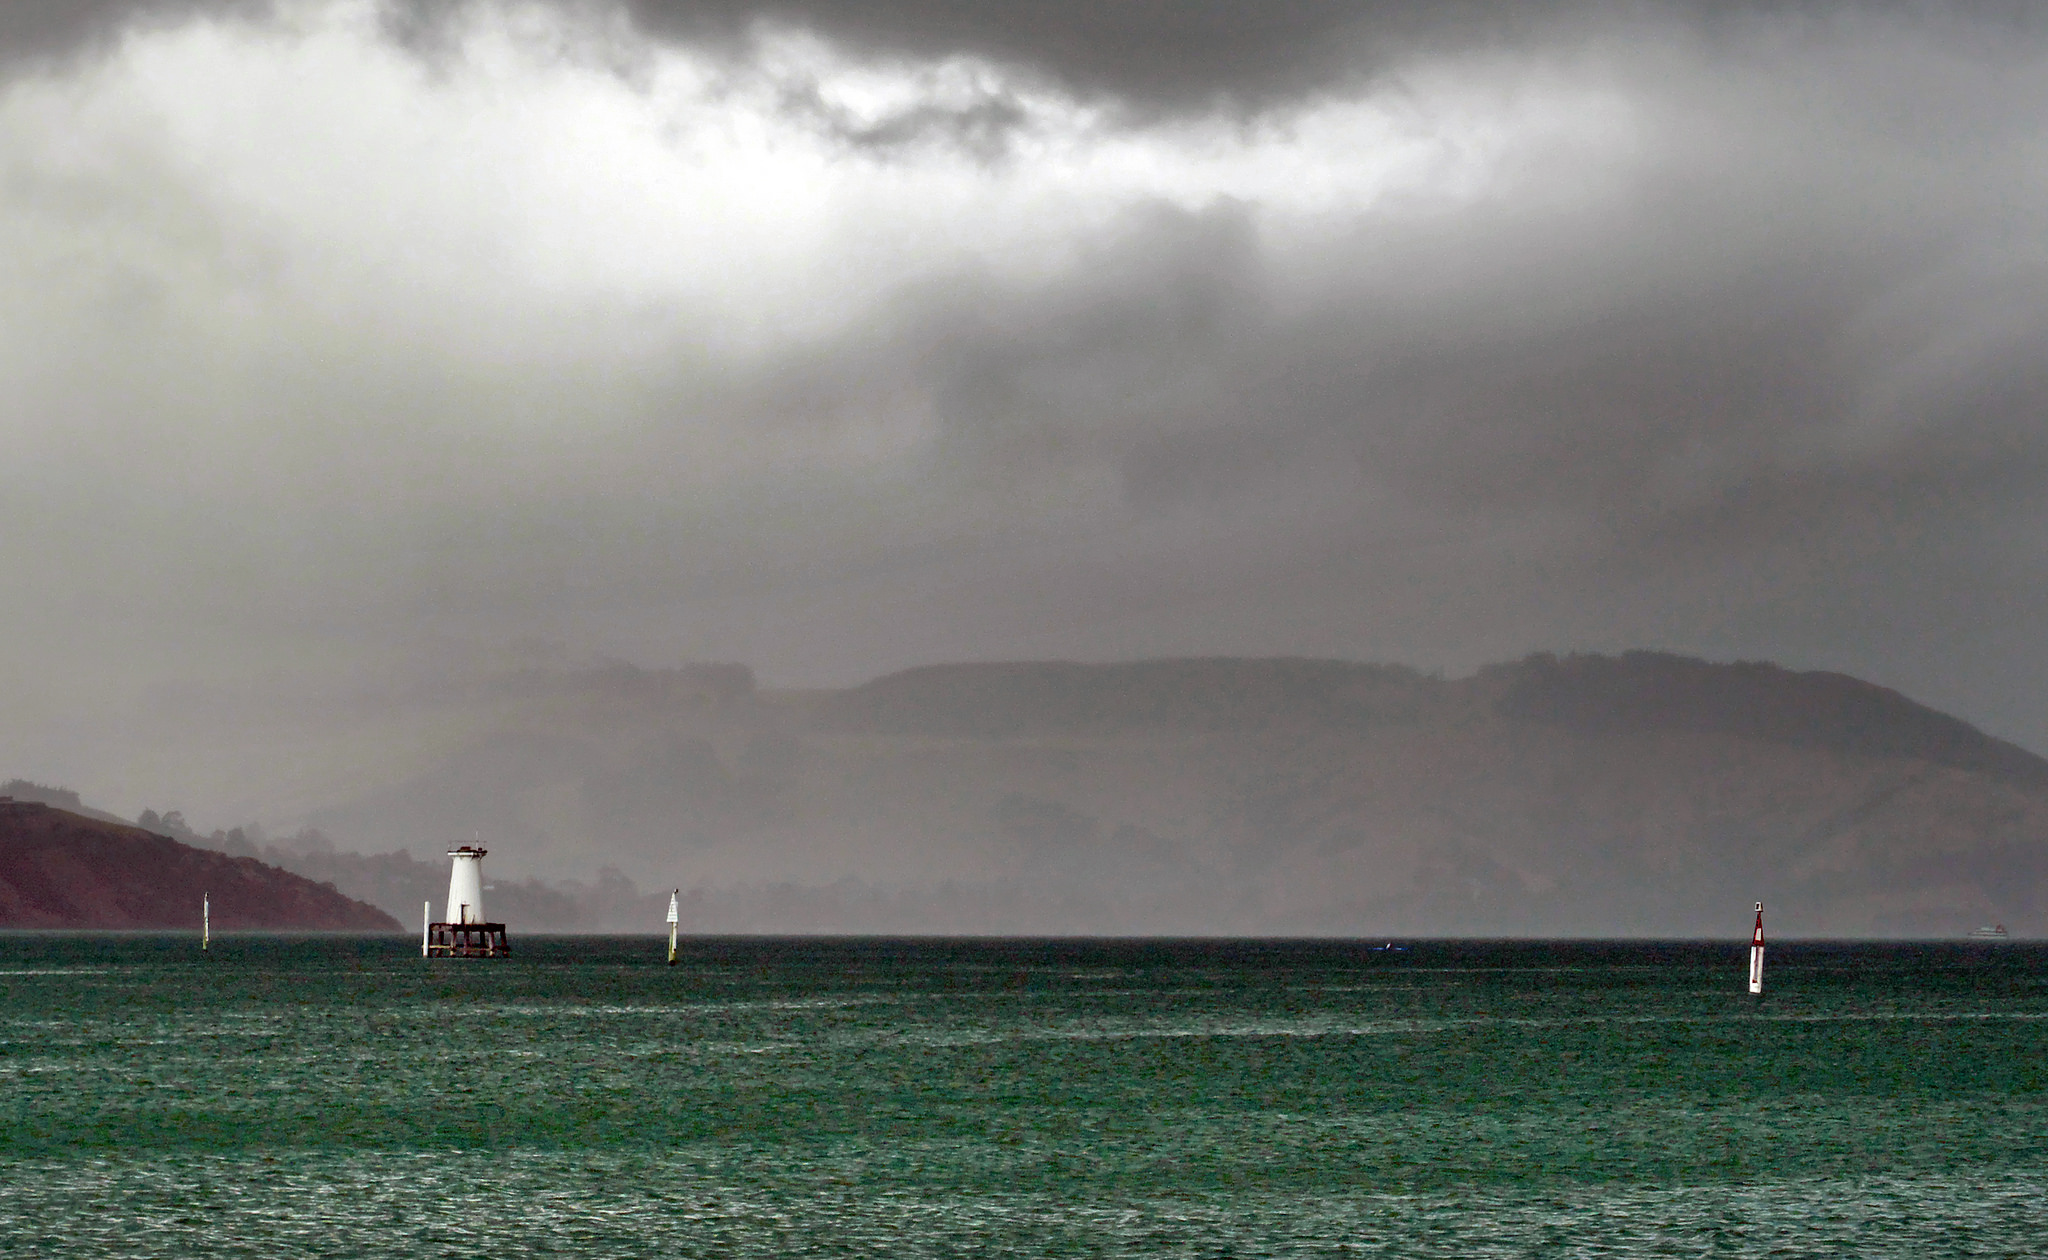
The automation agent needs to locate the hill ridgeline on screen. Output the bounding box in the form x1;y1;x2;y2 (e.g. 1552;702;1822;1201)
0;798;400;930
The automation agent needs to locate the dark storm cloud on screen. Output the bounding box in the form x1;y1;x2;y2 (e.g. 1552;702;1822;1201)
604;0;1440;112
14;0;2048;106
356;0;1457;114
478;1;2048;116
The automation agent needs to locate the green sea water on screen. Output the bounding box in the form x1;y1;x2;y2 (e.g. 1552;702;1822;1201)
0;935;2043;1257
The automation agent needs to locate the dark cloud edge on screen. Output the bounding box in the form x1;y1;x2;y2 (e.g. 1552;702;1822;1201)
416;0;2048;117
13;1;2048;119
0;0;269;74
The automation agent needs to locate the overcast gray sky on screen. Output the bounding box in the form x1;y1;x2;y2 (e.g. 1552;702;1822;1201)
5;0;2048;785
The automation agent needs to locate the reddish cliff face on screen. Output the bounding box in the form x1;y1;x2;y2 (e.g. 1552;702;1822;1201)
0;799;401;930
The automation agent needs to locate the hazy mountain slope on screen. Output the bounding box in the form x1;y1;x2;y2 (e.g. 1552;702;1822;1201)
101;652;2048;937
814;658;1441;737
0;798;400;930
1491;652;2048;792
764;652;2047;934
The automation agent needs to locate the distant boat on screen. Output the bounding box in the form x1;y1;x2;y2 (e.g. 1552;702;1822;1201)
1970;924;2010;940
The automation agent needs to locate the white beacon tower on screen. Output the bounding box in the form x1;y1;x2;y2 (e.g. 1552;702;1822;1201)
446;846;486;925
425;844;510;958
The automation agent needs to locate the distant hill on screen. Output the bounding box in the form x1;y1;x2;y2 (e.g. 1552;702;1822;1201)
818;653;2048;791
0;798;400;930
80;651;2048;937
814;658;1438;737
1488;652;2048;793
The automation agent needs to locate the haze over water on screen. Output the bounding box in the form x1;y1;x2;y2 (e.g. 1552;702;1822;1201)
1;935;2043;1257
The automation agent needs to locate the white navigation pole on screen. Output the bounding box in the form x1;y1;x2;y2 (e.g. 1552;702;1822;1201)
422;901;432;957
202;894;210;951
667;889;680;966
1748;902;1766;995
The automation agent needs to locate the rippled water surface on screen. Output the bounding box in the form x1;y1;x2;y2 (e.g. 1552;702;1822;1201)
1;935;2043;1257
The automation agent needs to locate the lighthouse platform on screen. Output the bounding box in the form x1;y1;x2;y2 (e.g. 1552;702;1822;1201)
426;921;510;957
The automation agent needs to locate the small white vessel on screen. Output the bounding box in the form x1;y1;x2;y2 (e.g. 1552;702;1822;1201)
1970;924;2010;940
1747;902;1765;995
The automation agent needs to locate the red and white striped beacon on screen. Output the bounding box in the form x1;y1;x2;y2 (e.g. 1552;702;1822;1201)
1747;902;1765;995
